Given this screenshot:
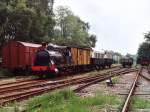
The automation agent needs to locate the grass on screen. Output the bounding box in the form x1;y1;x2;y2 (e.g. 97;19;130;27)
26;90;121;112
0;90;121;112
112;77;120;84
131;96;150;109
84;70;98;76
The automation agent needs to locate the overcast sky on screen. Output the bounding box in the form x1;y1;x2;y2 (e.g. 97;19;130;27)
54;0;150;55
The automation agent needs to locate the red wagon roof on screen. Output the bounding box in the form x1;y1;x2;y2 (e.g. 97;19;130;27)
18;41;42;48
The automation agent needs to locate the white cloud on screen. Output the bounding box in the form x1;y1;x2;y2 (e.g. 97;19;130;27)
54;0;150;55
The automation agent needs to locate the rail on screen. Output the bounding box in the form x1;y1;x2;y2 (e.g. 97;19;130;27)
0;68;137;106
121;67;142;112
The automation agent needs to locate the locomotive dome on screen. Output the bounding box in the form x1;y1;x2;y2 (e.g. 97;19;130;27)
103;54;108;59
47;50;62;57
104;53;113;59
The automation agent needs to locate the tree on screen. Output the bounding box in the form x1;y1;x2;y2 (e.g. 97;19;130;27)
55;6;73;38
27;0;54;15
88;34;97;47
0;3;96;50
0;0;55;46
0;0;12;5
54;6;97;48
137;42;150;61
144;32;150;42
0;3;11;47
137;30;150;62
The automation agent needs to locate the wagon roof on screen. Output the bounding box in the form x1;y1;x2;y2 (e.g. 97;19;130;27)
18;41;42;47
64;44;92;50
69;46;92;50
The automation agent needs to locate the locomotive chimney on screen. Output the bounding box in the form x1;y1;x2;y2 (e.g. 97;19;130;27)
41;42;47;49
42;42;47;47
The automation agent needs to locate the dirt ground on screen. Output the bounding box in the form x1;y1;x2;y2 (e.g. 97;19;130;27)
74;69;150;112
75;72;136;96
74;72;137;112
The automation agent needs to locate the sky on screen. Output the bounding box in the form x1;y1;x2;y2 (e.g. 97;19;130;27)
54;0;150;55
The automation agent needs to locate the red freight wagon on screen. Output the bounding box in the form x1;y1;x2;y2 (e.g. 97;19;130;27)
2;41;41;70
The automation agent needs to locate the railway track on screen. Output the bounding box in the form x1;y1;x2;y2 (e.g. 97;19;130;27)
0;67;122;94
0;65;121;88
0;67;137;106
121;67;150;112
74;68;137;92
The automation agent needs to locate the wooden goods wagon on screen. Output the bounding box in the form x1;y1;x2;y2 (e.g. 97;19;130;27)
2;41;41;70
70;47;92;66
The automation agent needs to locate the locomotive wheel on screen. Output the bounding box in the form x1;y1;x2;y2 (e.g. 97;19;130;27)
102;66;105;69
38;73;44;79
123;65;126;68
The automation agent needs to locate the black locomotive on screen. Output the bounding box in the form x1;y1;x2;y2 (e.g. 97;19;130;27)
120;57;133;68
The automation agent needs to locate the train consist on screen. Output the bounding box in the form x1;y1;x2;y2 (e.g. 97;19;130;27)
120;57;133;68
2;41;113;76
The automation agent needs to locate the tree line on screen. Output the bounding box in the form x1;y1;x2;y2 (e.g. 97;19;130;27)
0;0;97;49
137;32;150;61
